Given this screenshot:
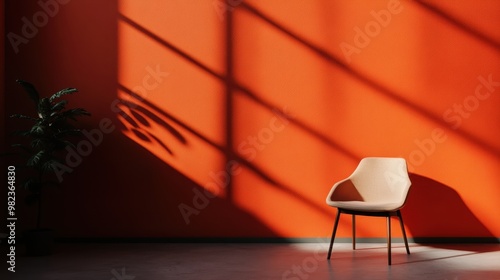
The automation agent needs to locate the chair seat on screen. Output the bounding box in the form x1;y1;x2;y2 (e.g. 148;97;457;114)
326;201;402;212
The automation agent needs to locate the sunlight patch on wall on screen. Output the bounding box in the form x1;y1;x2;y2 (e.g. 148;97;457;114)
117;0;228;196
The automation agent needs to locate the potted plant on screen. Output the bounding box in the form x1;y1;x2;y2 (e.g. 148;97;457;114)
9;80;90;255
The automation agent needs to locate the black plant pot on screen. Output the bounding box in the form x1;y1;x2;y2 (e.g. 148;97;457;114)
24;229;54;256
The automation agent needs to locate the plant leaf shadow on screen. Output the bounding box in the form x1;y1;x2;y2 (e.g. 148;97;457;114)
116;83;336;219
114;85;188;157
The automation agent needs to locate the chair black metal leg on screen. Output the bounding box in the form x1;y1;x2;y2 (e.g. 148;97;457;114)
327;210;341;259
387;216;392;265
397;210;410;255
352;215;356;250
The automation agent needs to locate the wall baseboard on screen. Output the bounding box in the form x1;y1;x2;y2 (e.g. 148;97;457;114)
54;237;500;244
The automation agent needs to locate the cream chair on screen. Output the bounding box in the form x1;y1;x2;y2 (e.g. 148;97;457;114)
325;157;412;265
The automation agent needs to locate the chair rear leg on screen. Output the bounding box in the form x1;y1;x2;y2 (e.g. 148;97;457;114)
327;210;342;259
397;210;410;254
352;215;356;250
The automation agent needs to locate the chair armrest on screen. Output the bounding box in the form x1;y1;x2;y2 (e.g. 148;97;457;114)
326;178;363;203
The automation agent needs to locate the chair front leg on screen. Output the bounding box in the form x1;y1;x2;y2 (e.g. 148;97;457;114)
387;216;392;265
327;209;342;260
397;210;410;255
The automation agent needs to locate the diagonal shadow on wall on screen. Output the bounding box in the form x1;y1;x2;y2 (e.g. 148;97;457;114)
117;13;362;163
117;83;334;220
239;2;500;157
414;0;500;51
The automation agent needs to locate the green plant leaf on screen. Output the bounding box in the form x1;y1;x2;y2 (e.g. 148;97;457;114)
16;80;40;109
10;114;37;121
54;128;82;138
42;159;58;172
62;108;91;120
11;143;32;153
37;98;52;118
49;87;78;102
62;140;77;149
51;100;68;112
42;159;69;174
30;125;45;135
31;138;51;150
24;178;42;192
12;129;32;136
27;150;47;167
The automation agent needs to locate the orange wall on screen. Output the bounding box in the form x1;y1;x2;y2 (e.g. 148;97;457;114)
3;0;500;239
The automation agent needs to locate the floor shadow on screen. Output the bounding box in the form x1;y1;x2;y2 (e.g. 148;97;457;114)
403;173;498;248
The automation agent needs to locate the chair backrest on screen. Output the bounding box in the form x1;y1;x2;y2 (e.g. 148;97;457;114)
349;157;411;205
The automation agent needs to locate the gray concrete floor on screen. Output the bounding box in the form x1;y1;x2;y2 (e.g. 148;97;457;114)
3;242;500;279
